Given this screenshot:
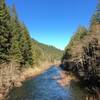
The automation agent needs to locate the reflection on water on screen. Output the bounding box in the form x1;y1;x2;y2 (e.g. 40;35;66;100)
6;66;94;100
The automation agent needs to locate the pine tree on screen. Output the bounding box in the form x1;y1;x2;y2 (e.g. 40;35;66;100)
19;24;33;66
9;5;22;63
91;0;100;25
0;0;12;63
74;26;88;40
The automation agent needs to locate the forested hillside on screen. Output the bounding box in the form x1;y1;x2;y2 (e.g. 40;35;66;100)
0;0;63;98
32;39;63;66
62;1;100;93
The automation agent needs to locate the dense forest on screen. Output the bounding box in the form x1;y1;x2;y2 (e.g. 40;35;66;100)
0;0;63;98
32;39;63;66
62;1;100;94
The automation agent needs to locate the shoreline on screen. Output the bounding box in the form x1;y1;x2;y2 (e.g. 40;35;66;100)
57;70;78;87
1;62;54;100
20;63;54;82
2;65;79;100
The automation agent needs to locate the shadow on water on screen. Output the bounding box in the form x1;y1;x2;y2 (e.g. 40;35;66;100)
6;66;97;100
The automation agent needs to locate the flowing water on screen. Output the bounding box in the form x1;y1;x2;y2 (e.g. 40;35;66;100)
6;66;88;100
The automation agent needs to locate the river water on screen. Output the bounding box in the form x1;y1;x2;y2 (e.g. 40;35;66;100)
6;66;88;100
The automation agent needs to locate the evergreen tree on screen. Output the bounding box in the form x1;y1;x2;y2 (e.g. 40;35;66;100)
0;0;12;63
19;24;33;66
74;26;88;40
91;0;100;25
9;5;22;63
67;26;88;49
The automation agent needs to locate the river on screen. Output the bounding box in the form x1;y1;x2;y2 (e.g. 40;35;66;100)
6;66;88;100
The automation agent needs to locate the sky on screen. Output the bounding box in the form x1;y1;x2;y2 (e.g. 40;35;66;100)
6;0;98;50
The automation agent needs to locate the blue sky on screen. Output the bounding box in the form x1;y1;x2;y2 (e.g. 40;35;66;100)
6;0;98;50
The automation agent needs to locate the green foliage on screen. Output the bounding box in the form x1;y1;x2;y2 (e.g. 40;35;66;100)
67;26;88;49
8;5;33;66
32;39;63;65
19;24;33;66
32;41;43;65
0;0;63;68
61;48;71;62
9;5;22;63
91;1;100;25
0;1;34;67
39;44;63;61
72;26;87;41
0;0;12;63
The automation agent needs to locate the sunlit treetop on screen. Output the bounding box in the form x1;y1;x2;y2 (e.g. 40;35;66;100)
91;0;100;25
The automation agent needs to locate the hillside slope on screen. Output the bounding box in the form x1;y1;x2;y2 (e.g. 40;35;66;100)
62;1;100;92
32;39;63;66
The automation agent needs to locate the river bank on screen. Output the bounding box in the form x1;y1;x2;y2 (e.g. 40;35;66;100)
13;62;54;88
6;66;89;100
58;69;100;100
0;62;54;100
2;64;90;100
57;71;78;87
